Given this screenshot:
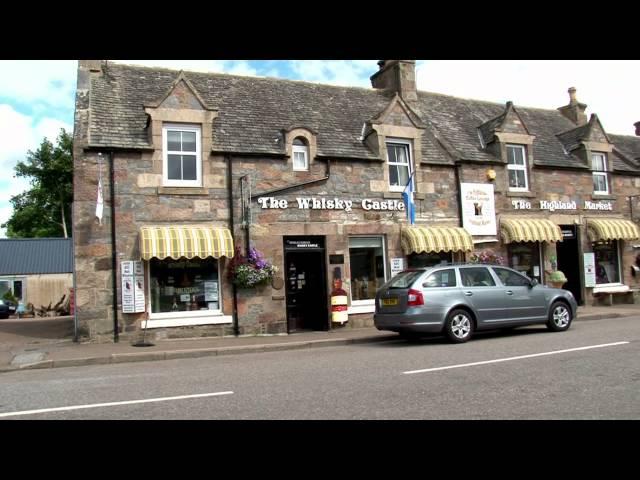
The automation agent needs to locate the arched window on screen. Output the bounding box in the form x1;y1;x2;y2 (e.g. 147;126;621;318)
292;137;309;171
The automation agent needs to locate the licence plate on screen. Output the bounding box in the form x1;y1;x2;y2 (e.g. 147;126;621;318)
382;298;398;306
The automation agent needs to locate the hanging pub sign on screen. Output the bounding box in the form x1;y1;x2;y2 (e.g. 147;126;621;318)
460;183;497;236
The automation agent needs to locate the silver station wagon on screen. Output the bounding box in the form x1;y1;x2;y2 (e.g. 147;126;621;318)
374;264;577;343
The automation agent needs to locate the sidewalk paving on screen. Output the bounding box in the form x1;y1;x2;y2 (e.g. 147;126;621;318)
1;304;638;373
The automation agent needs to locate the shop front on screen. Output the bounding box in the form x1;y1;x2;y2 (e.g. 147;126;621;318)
139;225;234;328
400;225;474;266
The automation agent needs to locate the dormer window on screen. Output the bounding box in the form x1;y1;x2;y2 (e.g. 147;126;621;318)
592;153;609;195
507;144;528;191
292;137;309;171
162;124;201;187
386;139;412;192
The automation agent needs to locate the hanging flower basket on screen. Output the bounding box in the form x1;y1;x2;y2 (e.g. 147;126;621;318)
469;249;504;265
227;247;278;289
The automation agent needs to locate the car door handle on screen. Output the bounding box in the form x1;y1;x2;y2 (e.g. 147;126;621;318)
464;291;473;296
506;290;513;295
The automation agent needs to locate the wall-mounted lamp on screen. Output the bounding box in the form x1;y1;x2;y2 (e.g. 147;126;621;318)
486;169;496;181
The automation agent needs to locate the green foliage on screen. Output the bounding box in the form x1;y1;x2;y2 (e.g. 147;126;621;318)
549;270;567;282
2;129;73;238
2;289;17;303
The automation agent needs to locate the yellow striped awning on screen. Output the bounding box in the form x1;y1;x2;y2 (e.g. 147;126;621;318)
401;226;474;254
500;218;563;244
140;226;234;260
586;218;640;241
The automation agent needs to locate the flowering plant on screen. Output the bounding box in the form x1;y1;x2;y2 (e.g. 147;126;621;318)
469;249;504;265
227;246;278;288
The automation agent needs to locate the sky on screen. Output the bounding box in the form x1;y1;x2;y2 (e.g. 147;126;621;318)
0;59;639;237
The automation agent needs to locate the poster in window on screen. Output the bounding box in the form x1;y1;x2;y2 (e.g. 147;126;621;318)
584;253;596;288
460;183;497;235
204;281;218;301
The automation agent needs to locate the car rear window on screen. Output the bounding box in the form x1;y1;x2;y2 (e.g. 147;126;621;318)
388;270;424;289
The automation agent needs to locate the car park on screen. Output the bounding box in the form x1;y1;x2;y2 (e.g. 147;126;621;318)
374;263;577;343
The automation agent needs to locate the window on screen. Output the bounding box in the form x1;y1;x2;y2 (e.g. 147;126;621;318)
292;137;309;171
460;267;496;287
149;257;220;314
493;267;530;287
423;269;457;288
349;237;386;303
592;153;609;195
162;124;201;187
593;240;620;284
408;251;452;268
386;140;412;191
508;242;542;282
507;144;528;191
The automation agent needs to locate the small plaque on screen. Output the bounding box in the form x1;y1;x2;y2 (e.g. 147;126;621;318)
329;255;344;264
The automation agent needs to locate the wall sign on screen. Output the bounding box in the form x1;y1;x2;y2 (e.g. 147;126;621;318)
257;196;405;212
584;253;596;288
461;183;497;236
121;261;145;313
390;258;404;277
512;199;614;211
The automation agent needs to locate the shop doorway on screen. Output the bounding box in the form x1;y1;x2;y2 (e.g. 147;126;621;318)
557;225;583;305
284;236;328;333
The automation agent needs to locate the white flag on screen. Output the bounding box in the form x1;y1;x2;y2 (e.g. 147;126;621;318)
96;178;104;225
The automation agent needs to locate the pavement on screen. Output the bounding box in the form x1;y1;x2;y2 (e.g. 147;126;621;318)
1;304;639;373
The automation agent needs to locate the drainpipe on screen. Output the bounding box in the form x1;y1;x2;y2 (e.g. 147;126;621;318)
108;150;119;343
226;154;240;337
71;198;78;343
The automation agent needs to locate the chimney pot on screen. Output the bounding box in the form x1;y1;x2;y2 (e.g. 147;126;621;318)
568;87;577;104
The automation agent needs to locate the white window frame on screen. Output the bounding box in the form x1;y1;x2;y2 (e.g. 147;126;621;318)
144;259;231;328
593;239;623;288
507;144;529;192
162;123;202;187
292;143;309;171
386;138;413;192
347;236;387;314
592;153;609;195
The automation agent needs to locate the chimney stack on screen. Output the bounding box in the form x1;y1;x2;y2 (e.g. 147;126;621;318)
370;60;417;102
635;121;640;136
558;86;588;126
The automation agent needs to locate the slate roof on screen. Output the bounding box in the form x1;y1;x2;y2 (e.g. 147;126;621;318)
0;238;73;275
86;62;640;173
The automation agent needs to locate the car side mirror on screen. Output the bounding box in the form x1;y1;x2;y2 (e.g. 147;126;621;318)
529;278;538;288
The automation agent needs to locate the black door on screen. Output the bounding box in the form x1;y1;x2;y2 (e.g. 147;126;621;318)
284;237;328;332
556;225;583;305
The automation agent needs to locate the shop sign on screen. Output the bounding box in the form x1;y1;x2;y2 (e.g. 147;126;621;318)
257;196;405;212
285;239;321;249
539;200;577;211
561;227;575;240
584;201;613;210
460;183;497;236
584;252;596;288
121;261;145;313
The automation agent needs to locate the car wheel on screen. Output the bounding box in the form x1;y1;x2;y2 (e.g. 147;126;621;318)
444;309;474;343
546;301;572;332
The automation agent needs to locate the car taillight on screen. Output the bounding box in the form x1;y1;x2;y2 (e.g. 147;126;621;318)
407;289;424;306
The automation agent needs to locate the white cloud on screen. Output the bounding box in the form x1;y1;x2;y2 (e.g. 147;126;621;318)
416;60;640;135
288;61;372;88
0;60;77;110
0;104;71;237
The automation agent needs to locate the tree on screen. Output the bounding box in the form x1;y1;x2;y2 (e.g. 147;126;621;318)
2;129;73;238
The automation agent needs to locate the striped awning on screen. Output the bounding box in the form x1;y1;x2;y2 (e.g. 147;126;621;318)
586;218;640;242
140;226;234;260
401;226;474;254
500;218;563;244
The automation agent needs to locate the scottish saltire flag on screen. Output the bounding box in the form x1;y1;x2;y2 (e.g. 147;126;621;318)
402;171;415;225
96;178;104;225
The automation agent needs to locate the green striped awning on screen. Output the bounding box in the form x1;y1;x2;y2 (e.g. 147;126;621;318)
500;218;563;243
401;226;474;254
586;218;640;242
140;226;234;260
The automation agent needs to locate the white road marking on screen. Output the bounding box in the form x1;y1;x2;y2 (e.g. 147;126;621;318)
403;342;630;375
0;391;234;418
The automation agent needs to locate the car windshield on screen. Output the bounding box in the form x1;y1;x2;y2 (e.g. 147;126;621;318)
388;270;424;289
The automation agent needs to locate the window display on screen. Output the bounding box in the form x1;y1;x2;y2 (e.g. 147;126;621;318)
508;242;541;281
349;237;385;302
593;240;619;284
149;257;220;313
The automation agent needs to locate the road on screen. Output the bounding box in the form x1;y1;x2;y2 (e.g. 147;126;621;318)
0;316;638;419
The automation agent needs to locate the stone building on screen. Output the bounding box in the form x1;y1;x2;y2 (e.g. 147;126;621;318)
72;60;640;342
